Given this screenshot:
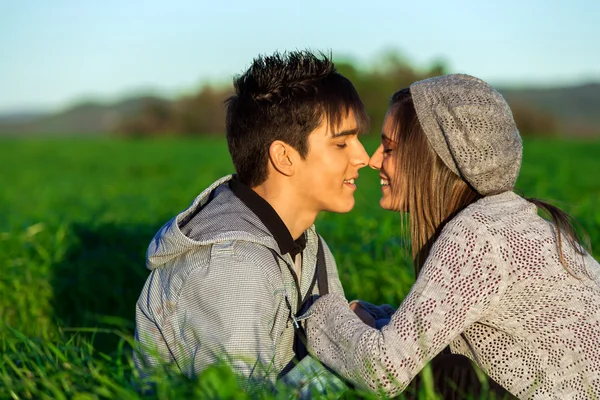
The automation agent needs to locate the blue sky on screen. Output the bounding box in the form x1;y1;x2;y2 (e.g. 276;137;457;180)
1;0;598;113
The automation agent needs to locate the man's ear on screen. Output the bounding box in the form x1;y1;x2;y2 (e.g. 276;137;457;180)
268;141;297;177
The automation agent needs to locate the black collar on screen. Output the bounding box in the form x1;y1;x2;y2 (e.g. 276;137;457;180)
229;178;306;258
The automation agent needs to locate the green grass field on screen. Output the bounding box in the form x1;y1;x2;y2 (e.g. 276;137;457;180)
1;136;599;399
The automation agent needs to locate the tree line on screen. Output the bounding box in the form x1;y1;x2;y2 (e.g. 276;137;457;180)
117;53;558;137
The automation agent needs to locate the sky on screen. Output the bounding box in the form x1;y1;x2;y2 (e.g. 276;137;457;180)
1;0;599;114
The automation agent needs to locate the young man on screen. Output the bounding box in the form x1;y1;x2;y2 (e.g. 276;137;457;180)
134;51;370;387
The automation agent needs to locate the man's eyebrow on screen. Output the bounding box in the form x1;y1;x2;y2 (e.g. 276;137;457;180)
331;128;359;138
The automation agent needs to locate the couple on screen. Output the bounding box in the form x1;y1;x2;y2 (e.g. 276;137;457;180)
134;51;600;398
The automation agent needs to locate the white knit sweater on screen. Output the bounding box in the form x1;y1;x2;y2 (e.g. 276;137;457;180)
306;192;600;399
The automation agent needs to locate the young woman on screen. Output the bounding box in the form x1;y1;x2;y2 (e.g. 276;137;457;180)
305;74;600;399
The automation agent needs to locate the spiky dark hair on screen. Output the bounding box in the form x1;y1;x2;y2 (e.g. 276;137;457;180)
225;50;369;187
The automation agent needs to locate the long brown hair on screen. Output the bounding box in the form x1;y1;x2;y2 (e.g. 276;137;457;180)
389;88;590;276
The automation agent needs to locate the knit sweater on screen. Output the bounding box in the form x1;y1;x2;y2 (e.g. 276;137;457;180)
306;192;600;399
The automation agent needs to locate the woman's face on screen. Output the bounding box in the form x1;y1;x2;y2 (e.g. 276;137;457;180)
369;110;404;211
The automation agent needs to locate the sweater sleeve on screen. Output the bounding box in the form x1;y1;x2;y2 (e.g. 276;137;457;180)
305;216;506;397
349;300;396;320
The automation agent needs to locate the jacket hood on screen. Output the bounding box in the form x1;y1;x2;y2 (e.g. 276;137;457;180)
146;175;281;270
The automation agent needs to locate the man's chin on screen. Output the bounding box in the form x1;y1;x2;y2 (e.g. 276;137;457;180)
326;199;356;214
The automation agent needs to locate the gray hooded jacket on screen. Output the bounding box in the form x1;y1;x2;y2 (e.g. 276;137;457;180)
134;175;344;383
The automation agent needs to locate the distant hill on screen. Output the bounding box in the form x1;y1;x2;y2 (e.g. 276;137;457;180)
0;96;169;137
498;83;600;137
0;111;47;125
0;83;598;137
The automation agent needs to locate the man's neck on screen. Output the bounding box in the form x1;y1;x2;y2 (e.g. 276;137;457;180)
251;181;317;240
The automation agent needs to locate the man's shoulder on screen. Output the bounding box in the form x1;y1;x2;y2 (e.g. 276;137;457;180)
211;239;281;266
149;239;282;302
305;227;334;257
172;239;284;286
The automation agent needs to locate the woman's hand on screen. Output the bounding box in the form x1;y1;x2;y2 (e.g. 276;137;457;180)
349;301;376;327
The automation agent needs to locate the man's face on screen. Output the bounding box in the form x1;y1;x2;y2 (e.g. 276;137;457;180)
294;112;369;214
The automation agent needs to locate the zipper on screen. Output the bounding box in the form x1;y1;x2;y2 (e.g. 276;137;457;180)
273;252;302;313
270;249;320;362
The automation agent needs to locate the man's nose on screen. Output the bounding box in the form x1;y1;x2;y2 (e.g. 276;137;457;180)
354;142;369;169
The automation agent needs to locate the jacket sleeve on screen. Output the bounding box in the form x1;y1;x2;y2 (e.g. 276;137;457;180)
137;245;280;385
305;216;506;397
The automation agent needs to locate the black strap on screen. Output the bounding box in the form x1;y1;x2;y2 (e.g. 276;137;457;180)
271;236;330;370
316;236;329;296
